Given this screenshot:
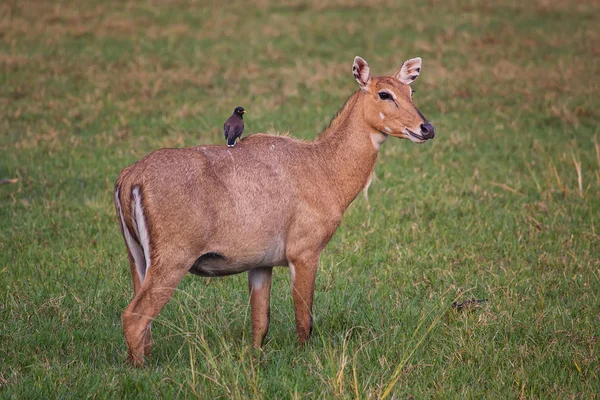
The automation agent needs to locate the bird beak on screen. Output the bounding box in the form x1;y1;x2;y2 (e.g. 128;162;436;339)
242;110;246;114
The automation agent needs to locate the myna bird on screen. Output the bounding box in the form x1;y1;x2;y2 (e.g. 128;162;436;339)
224;106;246;147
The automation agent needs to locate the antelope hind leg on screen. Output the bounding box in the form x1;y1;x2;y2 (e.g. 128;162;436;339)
122;260;189;366
248;267;273;348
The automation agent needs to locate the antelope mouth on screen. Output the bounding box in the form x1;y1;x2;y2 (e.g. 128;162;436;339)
405;129;427;143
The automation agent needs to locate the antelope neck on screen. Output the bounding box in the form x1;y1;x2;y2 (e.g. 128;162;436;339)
313;91;382;210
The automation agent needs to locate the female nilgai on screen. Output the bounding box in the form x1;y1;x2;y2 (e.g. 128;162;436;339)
114;56;435;365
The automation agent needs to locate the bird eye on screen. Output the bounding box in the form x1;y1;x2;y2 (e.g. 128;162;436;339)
378;92;391;100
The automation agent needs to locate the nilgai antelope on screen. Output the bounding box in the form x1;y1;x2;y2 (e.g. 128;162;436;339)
114;56;435;365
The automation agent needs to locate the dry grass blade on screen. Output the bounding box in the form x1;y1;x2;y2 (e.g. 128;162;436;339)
594;135;600;172
571;151;583;198
490;181;523;196
380;288;464;399
549;159;566;198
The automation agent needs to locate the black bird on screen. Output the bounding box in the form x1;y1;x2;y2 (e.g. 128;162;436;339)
223;106;246;147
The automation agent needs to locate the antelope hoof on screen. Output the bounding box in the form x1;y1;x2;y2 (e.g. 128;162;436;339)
128;352;145;367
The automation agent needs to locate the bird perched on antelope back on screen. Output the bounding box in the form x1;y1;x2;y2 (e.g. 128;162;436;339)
224;106;246;147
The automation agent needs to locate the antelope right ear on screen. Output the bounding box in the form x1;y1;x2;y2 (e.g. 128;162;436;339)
352;56;371;91
394;57;422;85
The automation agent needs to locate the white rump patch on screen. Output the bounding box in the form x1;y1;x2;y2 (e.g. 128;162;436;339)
116;188;147;282
132;186;151;281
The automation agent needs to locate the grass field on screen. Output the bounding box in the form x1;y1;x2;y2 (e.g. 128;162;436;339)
1;0;599;398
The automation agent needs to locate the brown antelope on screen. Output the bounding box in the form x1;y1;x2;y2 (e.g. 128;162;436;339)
114;56;435;366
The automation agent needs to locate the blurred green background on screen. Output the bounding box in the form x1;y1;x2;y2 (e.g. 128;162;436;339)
1;0;598;398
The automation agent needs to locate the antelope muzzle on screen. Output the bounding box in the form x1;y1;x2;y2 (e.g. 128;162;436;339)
420;122;435;140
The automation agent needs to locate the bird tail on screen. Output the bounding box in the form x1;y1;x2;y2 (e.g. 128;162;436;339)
227;135;236;147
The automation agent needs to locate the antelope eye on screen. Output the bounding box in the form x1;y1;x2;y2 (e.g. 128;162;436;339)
378;92;391;100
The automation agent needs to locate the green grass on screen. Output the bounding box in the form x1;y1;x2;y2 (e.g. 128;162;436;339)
1;0;599;398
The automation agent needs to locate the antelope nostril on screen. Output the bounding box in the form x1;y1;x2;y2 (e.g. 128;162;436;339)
420;122;435;138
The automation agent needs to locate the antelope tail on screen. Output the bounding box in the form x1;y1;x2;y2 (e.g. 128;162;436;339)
115;185;151;282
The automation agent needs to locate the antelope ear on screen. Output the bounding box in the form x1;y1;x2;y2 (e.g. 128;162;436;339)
352;56;371;91
394;57;422;85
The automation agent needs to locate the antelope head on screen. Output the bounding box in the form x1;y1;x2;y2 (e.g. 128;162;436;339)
353;56;435;144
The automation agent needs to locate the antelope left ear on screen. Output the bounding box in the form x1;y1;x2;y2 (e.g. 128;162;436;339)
353;56;371;91
394;57;422;85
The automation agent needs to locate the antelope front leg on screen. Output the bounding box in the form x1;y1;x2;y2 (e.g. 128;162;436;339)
248;267;273;348
288;255;319;344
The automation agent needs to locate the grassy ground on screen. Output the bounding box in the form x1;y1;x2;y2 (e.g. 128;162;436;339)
1;0;599;398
